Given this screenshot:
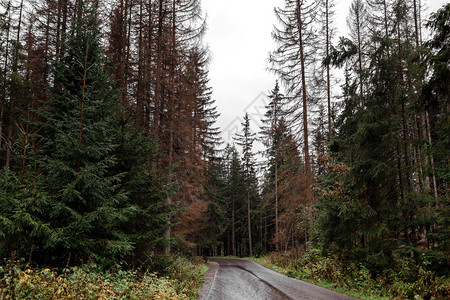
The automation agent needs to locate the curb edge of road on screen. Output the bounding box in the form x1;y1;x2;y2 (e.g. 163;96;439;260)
198;261;219;300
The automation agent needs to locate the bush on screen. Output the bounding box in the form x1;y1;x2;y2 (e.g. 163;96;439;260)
0;256;208;299
261;249;449;299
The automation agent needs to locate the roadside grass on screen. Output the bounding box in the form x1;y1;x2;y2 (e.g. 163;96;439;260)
247;256;382;300
246;251;449;300
0;256;208;299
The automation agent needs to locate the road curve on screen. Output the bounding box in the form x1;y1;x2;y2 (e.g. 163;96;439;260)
200;258;358;300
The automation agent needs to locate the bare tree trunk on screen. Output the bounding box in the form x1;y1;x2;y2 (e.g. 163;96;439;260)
76;39;89;172
0;101;4;156
3;5;12;168
296;1;311;177
232;192;236;256
420;117;431;191
5;124;12;169
397;18;411;188
275;157;279;251
425;111;438;198
247;189;253;256
1;4;11;166
396;140;406;203
145;0;154;129
123;0;133;117
20;106;30;184
164;0;177;256
136;0;144;126
56;0;62;57
413;115;423;190
356;6;363;99
326;0;332;142
413;0;419;49
6;0;26;168
154;0;164;138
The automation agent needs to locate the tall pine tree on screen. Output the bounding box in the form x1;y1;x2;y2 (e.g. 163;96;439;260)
36;0;132;263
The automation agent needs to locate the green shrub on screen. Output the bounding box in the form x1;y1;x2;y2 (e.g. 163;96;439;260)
0;256;208;299
260;249;449;299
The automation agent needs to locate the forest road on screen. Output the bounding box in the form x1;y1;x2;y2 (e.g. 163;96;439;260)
201;258;358;300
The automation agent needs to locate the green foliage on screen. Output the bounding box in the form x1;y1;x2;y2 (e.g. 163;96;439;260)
0;0;172;268
259;250;449;299
113;120;173;265
32;1;132;263
0;256;208;299
167;257;209;298
315;3;450;277
0;168;52;259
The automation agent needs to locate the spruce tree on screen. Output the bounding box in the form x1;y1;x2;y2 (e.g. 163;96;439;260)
112;118;173;265
234;114;257;257
36;1;132;263
226;145;247;257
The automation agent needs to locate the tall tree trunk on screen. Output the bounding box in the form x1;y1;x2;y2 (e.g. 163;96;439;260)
154;0;164;138
5;124;12;168
425;111;438;198
275;156;279;251
396;17;410;188
56;0;62;58
61;0;68;56
164;0;177;256
123;0;133;117
1;4;11;166
412;0;437;197
356;6;364;99
76;39;89;172
232;192;236;256
5;0;25;169
136;0;144;126
326;0;332;142
296;1;311;177
413;115;424;190
13;0;24;72
413;0;419;49
20;106;30;184
145;0;153;129
247;189;252;256
0;101;4;157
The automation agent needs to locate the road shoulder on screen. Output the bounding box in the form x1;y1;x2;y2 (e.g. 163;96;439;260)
198;261;219;300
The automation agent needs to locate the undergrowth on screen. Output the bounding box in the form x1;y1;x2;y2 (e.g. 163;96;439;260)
0;256;208;299
254;249;449;300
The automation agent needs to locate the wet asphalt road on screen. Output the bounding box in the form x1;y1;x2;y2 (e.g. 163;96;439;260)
202;258;357;300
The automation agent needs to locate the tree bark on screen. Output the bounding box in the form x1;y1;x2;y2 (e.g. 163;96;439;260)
326;0;332;142
296;1;311;177
247;189;253;256
76;39;89;172
154;0;164;138
396;16;411;188
232;191;236;256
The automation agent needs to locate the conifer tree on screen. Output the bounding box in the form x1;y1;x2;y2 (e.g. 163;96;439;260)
112;119;173;264
36;0;132;263
234;113;257;257
194;152;229;256
260;82;285;251
270;0;322;184
347;0;369;99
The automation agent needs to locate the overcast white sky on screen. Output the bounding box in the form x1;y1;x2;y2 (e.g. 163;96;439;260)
202;0;447;146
